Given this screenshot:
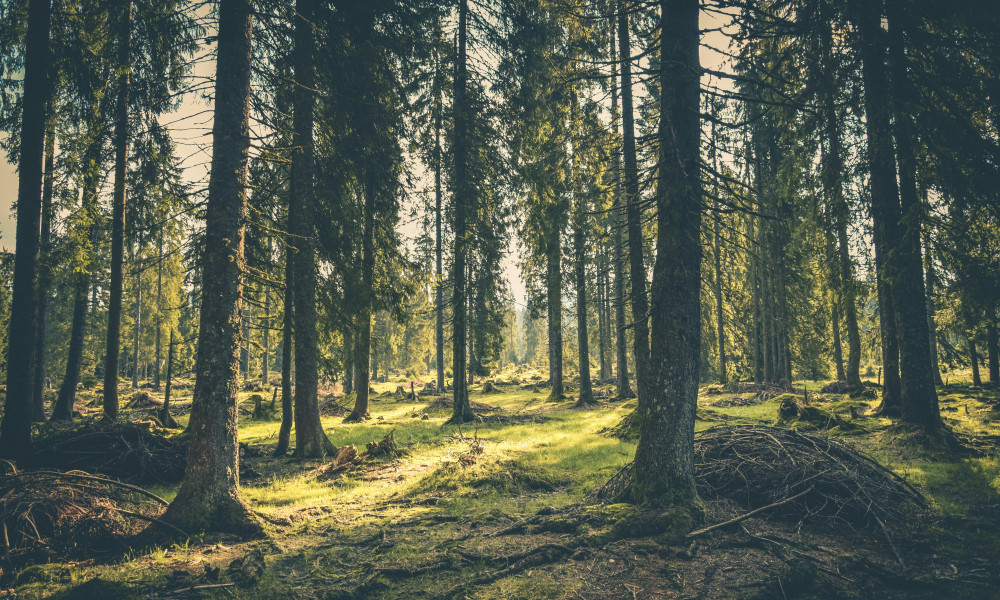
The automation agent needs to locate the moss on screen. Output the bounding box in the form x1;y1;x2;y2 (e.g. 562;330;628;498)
49;578;144;600
14;564;74;586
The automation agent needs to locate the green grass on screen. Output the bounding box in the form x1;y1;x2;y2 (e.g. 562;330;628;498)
11;371;1000;599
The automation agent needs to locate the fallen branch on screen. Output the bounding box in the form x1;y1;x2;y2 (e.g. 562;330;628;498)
686;486;815;538
109;507;189;538
32;470;170;506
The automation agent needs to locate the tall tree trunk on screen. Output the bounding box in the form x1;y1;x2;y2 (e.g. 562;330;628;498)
832;303;846;381
159;331;178;428
274;249;293;456
346;176;377;422
448;0;473;424
883;0;940;430
988;319;999;387
434;44;446;394
342;320;354;395
969;336;981;387
0;0;52;460
132;233;143;390
153;226;163;391
630;0;701;514
31;126;56;421
854;0;902;418
545;236;564;400
262;273;270;384
923;235;943;386
609;19;633;398
596;254;610;382
103;0;133;418
162;0;262;535
819;7;862;390
289;0;333;455
573;107;595;406
618;0;650;403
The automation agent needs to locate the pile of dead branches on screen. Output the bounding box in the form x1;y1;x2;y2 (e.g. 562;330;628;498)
592;425;924;532
33;419;187;484
693;426;923;529
0;464;174;571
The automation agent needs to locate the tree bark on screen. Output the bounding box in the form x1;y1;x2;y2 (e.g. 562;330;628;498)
289;0;333;456
853;0;902;418
572;95;595;405
274;249;293;456
545;234;564;400
262;268;270;384
618;0;650;403
434;41;446;395
923;235;943;386
630;0;702;513
987;319;999;387
608;18;633;399
0;0;51;461
346;173;377;422
969;336;981;387
132;233;143;390
31;126;56;422
162;0;262;535
153;226;163;391
832;302;846;381
103;0;133;419
884;0;940;430
448;0;473;424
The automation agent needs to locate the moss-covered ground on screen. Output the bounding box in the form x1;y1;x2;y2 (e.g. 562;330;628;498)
7;369;1000;599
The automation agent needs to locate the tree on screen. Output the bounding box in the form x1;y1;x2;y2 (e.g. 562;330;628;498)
162;0;262;535
289;0;335;456
0;0;52;461
628;0;701;513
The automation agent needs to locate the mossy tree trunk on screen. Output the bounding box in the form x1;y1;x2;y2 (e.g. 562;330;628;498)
162;0;262;535
630;0;701;513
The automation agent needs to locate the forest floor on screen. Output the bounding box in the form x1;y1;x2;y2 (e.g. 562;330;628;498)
4;368;1000;599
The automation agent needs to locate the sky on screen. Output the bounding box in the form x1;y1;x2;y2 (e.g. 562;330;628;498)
0;7;733;308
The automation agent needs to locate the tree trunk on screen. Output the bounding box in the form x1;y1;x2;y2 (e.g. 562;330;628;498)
160;330;178;428
819;8;862;390
132;233;143;390
0;0;51;461
987;319;999;387
597;254;610;382
853;0;901;418
434;46;446;394
573;109;595;405
448;0;473;424
162;0;262;535
346;174;377;422
832;303;846;381
712;199;727;383
923;235;943;386
262;268;270;384
153;226;163;391
342;321;354;395
630;0;701;514
969;336;981;387
883;0;940;430
288;0;333;456
545;236;564;400
103;0;133;419
274;249;293;456
608;20;632;399
31;126;56;422
618;0;650;403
